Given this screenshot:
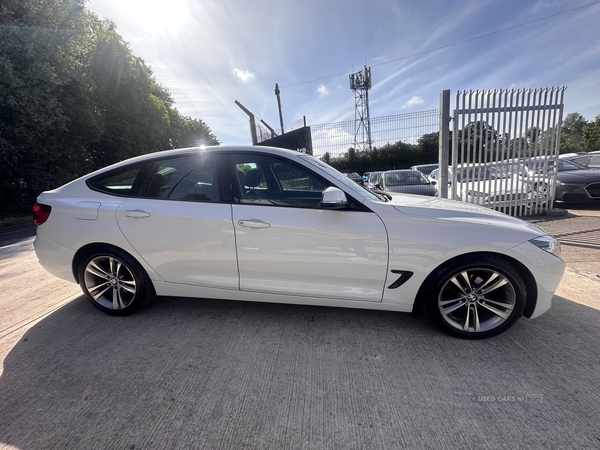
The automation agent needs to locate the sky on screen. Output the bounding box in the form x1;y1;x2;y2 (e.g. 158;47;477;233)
85;0;600;146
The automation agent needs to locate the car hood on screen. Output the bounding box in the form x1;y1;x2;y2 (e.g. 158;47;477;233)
557;169;600;183
379;192;547;237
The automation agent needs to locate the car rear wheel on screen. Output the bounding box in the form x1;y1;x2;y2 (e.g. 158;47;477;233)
422;256;526;339
79;249;154;315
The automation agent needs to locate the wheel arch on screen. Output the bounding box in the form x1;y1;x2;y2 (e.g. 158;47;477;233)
416;251;538;318
72;243;139;284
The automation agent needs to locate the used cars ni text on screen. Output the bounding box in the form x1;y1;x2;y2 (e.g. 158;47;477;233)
33;146;565;339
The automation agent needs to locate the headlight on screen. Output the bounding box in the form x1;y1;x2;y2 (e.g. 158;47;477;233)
529;235;561;257
556;180;586;188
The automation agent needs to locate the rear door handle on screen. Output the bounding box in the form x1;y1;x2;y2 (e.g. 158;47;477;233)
238;219;271;229
126;209;151;219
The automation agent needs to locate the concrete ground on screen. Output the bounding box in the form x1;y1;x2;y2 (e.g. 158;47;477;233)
524;206;600;308
0;207;599;449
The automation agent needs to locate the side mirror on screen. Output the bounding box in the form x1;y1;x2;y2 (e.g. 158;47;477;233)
321;187;349;210
430;180;437;186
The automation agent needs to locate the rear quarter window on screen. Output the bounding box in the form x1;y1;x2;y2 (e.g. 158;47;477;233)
87;166;143;196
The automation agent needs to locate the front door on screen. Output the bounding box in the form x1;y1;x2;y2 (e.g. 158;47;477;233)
230;153;388;302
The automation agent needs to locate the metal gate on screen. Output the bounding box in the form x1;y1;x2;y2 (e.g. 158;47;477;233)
441;88;565;216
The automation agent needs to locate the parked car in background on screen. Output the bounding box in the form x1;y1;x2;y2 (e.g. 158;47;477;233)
410;163;439;176
375;169;438;196
497;160;551;207
560;151;600;169
363;171;383;189
429;163;532;209
32;145;565;339
344;172;364;185
552;158;600;203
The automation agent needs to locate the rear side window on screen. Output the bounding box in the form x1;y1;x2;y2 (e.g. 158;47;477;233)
87;154;220;202
168;158;220;202
139;154;221;202
139;156;200;199
88;166;142;196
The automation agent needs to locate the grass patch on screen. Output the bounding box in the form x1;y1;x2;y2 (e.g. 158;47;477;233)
0;215;31;228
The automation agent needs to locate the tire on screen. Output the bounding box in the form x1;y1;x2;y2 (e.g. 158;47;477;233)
78;248;155;315
421;255;526;339
532;182;549;206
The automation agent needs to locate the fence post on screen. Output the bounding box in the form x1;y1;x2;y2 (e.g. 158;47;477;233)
234;100;258;145
439;90;450;198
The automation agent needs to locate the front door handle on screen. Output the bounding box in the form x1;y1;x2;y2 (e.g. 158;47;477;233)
238;219;271;229
126;209;151;219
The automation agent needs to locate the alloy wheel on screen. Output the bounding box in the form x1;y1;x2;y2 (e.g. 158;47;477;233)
438;267;517;333
83;255;137;310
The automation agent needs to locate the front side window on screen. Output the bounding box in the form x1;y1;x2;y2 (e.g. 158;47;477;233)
233;155;327;208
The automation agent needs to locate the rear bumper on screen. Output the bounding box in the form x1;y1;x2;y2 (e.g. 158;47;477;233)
33;231;77;283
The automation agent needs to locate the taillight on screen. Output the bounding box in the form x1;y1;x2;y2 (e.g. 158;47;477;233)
33;202;52;225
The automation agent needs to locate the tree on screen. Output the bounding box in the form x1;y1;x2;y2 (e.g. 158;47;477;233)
455;121;501;163
561;112;587;153
0;0;91;213
0;0;219;217
583;115;600;151
417;132;439;162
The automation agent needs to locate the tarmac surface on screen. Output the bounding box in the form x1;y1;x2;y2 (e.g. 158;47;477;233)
0;206;599;449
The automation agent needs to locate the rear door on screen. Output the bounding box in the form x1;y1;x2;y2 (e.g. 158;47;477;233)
115;153;239;289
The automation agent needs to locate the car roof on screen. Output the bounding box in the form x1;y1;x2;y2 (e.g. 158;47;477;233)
85;145;309;176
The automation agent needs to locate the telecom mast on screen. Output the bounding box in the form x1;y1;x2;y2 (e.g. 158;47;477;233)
349;66;372;152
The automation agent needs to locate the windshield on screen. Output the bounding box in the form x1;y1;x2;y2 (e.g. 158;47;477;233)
385;171;430;186
523;158;556;174
368;171;382;183
558;159;587;171
300;155;380;201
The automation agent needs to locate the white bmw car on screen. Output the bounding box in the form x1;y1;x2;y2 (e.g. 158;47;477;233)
430;164;533;209
33;146;565;339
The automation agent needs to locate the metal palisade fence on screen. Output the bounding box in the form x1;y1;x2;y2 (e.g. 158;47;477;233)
447;88;566;216
259;87;565;217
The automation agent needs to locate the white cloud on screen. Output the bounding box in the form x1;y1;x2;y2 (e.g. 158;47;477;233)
317;84;329;97
402;96;425;109
232;68;256;83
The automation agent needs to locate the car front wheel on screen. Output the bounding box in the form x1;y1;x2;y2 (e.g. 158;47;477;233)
422;256;526;339
79;249;154;315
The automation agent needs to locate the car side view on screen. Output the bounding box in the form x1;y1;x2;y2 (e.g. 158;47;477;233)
33;146;565;339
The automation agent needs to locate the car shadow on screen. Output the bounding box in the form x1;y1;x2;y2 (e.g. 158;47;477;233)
1;295;599;449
